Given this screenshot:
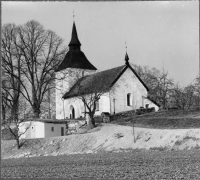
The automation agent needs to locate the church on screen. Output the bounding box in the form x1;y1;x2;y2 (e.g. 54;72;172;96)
55;21;159;120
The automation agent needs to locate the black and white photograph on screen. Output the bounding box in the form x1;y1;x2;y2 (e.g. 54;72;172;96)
1;1;200;179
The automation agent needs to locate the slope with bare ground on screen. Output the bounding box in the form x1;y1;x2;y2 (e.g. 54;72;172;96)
2;123;200;159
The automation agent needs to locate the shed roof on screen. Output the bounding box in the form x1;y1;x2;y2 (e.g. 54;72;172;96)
25;119;69;124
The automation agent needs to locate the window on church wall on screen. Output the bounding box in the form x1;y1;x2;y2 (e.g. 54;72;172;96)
127;93;132;106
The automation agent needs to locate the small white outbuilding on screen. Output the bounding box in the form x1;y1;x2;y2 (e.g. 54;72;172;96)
19;119;68;139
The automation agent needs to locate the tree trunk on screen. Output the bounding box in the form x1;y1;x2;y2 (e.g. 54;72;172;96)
11;102;19;122
91;117;96;127
32;103;41;118
48;87;51;119
2;103;6;121
16;137;20;149
87;114;96;128
33;109;40;118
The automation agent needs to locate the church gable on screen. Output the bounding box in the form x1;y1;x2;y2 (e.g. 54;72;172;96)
111;64;149;92
112;67;148;94
110;66;148;113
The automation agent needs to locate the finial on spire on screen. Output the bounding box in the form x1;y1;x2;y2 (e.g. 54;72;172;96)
73;10;75;22
125;41;129;65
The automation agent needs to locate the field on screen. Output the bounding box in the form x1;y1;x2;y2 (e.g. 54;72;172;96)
2;109;200;179
2;149;200;179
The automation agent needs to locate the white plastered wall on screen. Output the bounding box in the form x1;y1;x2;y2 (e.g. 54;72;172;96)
109;67;148;114
19;121;67;139
19;121;45;139
55;68;96;119
44;123;66;137
63;92;110;119
64;98;85;119
94;93;110;115
143;98;159;112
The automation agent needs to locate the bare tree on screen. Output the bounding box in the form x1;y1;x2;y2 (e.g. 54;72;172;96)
194;77;200;109
132;65;160;91
133;64;174;109
184;84;196;109
63;70;111;128
40;82;56;119
2;24;33;148
171;83;196;111
171;84;187;111
3;21;67;118
2;98;33;149
132;64;162;106
2;24;22;122
152;70;174;109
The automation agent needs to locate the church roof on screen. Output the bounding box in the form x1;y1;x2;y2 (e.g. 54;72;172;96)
55;50;97;72
62;64;149;99
63;65;126;99
55;22;97;72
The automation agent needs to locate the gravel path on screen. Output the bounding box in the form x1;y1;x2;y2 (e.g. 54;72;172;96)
2;149;200;179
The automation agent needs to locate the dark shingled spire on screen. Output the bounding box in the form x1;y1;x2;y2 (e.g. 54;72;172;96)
125;52;129;65
124;42;129;65
68;22;81;50
55;21;97;72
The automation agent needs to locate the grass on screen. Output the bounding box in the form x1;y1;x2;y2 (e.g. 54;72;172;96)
2;149;200;179
111;117;200;129
1;128;17;140
110;109;200;129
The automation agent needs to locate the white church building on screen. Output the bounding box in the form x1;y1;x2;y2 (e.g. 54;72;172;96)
55;21;159;120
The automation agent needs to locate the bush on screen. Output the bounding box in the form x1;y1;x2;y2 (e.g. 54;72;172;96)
136;107;155;115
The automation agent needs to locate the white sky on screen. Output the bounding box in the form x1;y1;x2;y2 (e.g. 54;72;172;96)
2;1;199;86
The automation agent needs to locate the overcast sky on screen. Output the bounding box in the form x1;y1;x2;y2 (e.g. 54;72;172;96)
2;1;199;87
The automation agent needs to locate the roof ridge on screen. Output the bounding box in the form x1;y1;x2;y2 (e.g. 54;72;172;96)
84;65;126;77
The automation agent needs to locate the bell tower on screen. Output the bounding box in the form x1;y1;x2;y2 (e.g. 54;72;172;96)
55;18;97;119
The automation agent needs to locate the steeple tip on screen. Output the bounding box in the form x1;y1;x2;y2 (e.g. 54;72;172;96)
125;42;129;65
125;52;129;65
73;10;75;22
68;20;81;50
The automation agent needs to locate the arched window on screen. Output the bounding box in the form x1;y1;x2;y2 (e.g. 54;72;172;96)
127;93;132;106
70;105;75;119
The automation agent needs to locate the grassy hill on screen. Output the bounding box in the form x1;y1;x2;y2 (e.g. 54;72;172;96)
1;128;17;140
110;109;200;129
